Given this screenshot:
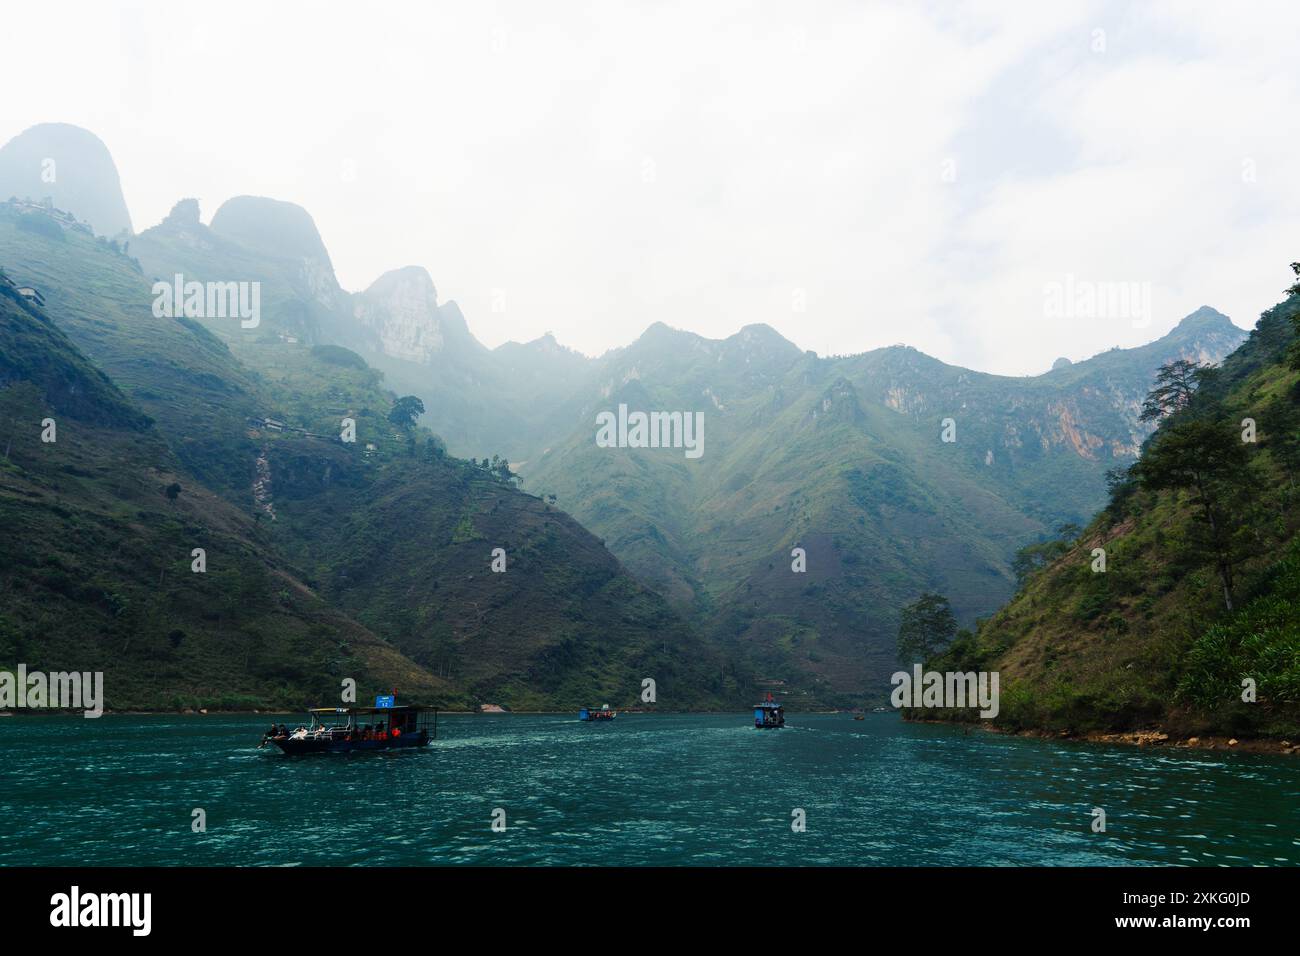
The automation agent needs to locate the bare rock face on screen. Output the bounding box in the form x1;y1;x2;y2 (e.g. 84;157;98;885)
0;123;134;237
352;265;476;364
162;197;201;228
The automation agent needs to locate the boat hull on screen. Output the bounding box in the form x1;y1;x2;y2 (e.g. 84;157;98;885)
269;731;430;755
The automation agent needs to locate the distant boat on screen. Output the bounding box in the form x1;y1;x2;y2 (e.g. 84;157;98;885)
853;714;865;721
579;704;617;721
753;692;785;729
261;696;437;754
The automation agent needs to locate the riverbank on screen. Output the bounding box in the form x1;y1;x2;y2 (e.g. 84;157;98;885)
907;716;1300;755
1011;726;1300;755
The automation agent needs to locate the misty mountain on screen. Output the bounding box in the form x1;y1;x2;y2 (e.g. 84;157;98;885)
1;192;734;710
517;313;1246;702
0;123;1252;709
129;164;1244;703
0;123;133;237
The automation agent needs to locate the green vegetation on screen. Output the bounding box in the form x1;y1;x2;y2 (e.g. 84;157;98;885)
918;268;1300;738
0;290;444;710
1011;524;1082;587
1177;541;1300;727
0;175;1266;715
0;198;738;711
387;394;425;428
311;343;368;369
1129;358;1258;613
525;313;1244;704
0;277;149;429
896;593;957;665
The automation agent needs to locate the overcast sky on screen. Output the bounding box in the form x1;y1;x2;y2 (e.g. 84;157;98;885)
3;1;1297;374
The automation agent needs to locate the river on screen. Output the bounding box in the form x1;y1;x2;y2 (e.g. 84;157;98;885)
1;712;1295;865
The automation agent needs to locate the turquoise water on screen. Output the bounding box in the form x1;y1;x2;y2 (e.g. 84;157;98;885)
1;713;1296;866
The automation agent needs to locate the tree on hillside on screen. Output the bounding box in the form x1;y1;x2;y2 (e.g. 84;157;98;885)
1260;403;1300;491
1055;521;1083;541
1104;464;1138;514
474;453;516;485
489;454;514;483
420;435;447;463
1139;359;1212;423
387;395;425;429
1011;522;1082;587
896;592;958;665
1285;263;1300;372
1134;364;1254;611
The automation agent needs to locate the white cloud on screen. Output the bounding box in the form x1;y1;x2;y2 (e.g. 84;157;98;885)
1;0;1294;373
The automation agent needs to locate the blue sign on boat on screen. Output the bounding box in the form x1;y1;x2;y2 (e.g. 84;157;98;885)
375;695;395;708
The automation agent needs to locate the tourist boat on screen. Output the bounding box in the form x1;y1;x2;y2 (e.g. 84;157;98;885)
754;692;785;729
578;704;617;721
262;696;437;754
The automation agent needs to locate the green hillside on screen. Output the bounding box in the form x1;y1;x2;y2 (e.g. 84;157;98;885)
523;316;1246;704
0;149;1253;712
124;201;736;710
0;201;262;498
922;273;1300;739
0;280;446;710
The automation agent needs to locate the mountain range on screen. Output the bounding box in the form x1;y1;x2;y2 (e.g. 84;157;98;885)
0;122;1255;709
0;146;732;710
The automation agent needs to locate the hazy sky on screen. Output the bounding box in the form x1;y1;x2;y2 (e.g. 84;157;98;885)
4;1;1297;374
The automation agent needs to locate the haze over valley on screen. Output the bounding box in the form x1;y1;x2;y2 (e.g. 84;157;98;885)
1;120;1270;714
